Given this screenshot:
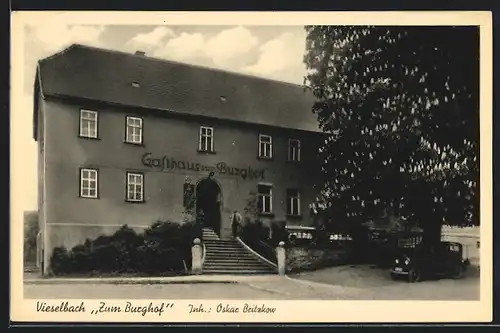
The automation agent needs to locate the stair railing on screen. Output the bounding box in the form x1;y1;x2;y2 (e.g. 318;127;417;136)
236;224;278;268
236;237;278;269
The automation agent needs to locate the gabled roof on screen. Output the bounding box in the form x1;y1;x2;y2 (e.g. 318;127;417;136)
36;44;321;133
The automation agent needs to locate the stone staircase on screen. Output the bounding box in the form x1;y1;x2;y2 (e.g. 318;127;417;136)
202;228;276;275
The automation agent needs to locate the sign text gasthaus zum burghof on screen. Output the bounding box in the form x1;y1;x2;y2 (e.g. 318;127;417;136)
142;152;266;180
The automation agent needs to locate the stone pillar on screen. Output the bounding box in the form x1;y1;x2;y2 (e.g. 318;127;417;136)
276;241;286;276
191;238;202;275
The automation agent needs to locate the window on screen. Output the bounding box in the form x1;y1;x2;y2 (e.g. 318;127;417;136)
80;168;98;198
126;172;144;202
287;189;301;216
258;184;273;214
199;126;214;152
79;110;98;138
259;134;272;158
288;139;301;162
125;116;143;144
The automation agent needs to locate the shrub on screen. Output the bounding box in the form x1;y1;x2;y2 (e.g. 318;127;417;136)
286;247;348;273
49;246;71;275
49;221;195;276
68;244;94;273
239;220;276;264
140;221;194;272
240;220;269;244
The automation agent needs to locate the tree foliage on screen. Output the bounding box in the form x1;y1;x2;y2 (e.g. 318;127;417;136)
304;26;479;244
24;211;39;263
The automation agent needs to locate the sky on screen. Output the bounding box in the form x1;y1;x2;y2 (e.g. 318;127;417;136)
18;25;309;211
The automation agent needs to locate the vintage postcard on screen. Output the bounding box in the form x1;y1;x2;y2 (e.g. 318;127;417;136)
10;11;492;323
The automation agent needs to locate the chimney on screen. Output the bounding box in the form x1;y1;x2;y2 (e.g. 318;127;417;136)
135;51;146;56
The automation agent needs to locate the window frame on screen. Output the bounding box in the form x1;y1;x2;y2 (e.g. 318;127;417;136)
198;126;215;153
79;109;99;139
126;171;145;203
288;139;301;162
258;134;273;159
257;183;273;215
286;189;301;216
125;116;144;145
79;168;99;199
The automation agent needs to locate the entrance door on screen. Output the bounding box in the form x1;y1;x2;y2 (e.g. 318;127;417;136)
196;177;222;236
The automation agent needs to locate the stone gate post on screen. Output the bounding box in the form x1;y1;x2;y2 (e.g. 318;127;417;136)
276;241;286;276
191;238;202;275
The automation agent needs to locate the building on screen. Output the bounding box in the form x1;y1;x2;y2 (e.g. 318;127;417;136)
441;226;480;263
33;44;324;274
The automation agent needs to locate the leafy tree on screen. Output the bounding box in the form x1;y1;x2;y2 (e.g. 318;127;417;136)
304;26;479;246
24;211;39;263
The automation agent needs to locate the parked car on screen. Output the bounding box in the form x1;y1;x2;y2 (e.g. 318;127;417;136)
390;241;470;282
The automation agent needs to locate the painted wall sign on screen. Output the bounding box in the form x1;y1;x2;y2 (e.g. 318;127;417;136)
141;153;265;180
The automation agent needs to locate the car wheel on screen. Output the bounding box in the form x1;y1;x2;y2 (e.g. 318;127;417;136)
390;272;399;281
408;269;421;283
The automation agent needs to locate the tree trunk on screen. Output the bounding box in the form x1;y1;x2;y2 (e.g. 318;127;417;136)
421;219;442;247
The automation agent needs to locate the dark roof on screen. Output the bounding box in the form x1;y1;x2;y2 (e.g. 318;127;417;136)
36;44;321;133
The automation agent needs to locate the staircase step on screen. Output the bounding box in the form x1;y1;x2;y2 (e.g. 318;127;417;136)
204;264;266;269
203;263;270;270
204;245;246;250
205;254;251;258
203;266;275;271
205;249;249;253
205;247;253;252
204;258;273;266
205;248;249;252
205;243;246;251
205;247;244;250
205;258;262;263
204;242;242;247
201;233;276;275
204;240;238;243
205;255;255;261
204;258;262;264
204;268;272;273
203;269;275;275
